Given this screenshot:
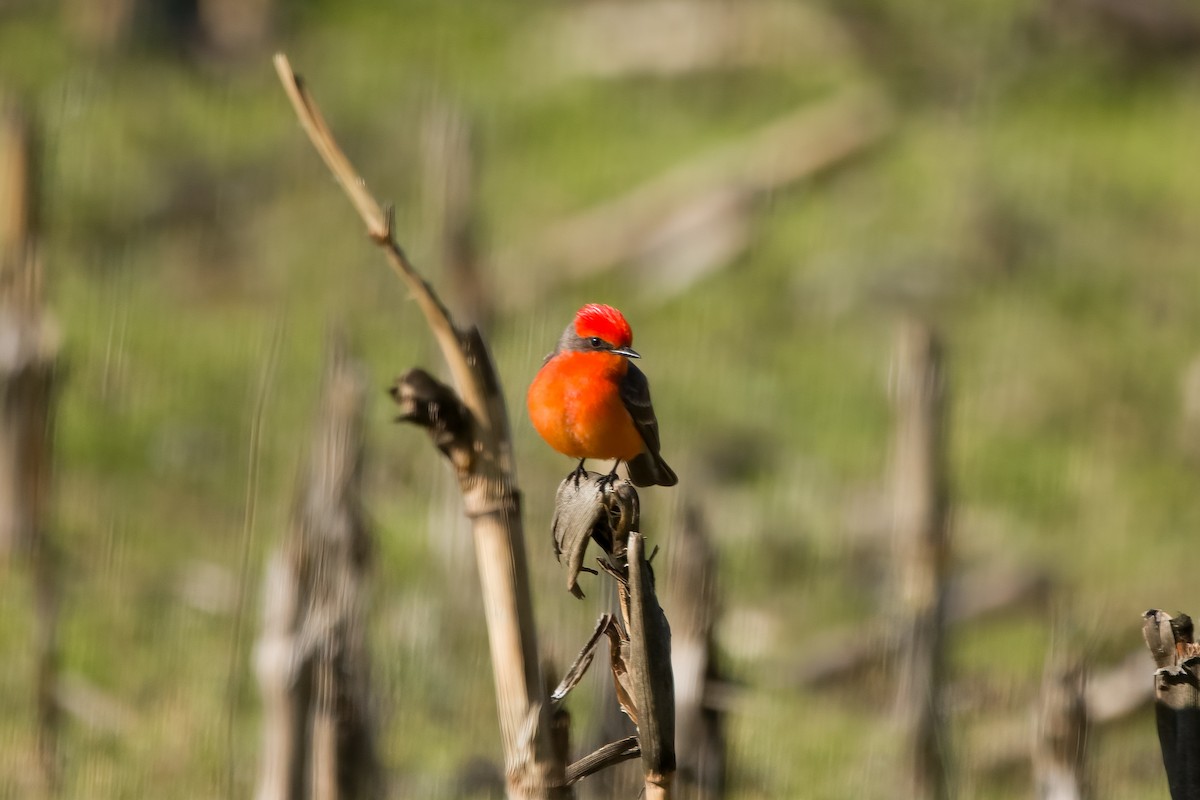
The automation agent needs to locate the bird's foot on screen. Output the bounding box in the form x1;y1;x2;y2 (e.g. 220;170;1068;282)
570;459;588;487
596;463;623;493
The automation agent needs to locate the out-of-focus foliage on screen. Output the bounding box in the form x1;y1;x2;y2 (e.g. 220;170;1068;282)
1;0;1199;796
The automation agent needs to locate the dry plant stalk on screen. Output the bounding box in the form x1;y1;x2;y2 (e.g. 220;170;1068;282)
273;54;566;798
421;103;493;332
891;319;950;800
255;341;378;800
667;505;725;800
1143;609;1200;799
0;99;60;799
1033;655;1090;800
552;475;676;797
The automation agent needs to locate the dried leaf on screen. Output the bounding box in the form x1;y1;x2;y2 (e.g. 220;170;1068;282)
604;619;638;725
628;531;676;776
565;735;640;786
389;368;475;473
552;474;640;597
552;614;614;704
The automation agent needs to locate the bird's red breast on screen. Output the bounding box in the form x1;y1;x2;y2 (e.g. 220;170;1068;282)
527;350;645;462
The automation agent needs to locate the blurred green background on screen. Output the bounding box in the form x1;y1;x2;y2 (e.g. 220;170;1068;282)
3;0;1200;796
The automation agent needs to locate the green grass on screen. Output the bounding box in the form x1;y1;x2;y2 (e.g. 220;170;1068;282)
0;0;1195;796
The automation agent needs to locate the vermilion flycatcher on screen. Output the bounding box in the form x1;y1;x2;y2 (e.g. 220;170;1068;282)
527;303;678;487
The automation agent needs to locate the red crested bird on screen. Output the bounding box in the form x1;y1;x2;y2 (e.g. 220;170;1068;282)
527;303;678;487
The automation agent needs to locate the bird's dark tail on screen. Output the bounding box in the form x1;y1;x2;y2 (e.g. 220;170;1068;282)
626;450;678;487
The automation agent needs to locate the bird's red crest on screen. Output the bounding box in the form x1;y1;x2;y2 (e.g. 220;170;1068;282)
574;304;633;348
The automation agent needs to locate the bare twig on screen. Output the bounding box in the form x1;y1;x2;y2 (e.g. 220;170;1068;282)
273;55;501;448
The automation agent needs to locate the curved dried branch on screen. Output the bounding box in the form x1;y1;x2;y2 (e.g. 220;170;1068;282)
274;52;558;796
272;54;386;238
272;53;502;448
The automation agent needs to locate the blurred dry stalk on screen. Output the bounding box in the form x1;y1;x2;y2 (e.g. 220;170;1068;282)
500;87;891;308
667;504;725;800
955;648;1149;776
1179;355;1200;461
1034;656;1090;800
197;0;275;57
255;340;378;800
1044;0;1200;57
422;103;493;333
890;319;950;800
65;0;274;56
793;564;1048;687
0;101;42;317
533;0;855;80
1143;609;1200;799
273;55;568;798
63;0;136;50
0;99;61;798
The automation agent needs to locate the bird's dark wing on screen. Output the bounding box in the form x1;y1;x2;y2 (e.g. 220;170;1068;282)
622;363;678;486
619;361;662;454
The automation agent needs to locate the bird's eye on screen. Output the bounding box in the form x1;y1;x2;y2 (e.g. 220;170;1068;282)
589;337;603;348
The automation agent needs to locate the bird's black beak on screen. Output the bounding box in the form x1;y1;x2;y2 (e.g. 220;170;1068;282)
611;346;640;359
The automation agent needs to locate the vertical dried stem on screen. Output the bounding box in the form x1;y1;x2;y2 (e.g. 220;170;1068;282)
254;340;379;800
275;54;566;797
1034;656;1090;800
1143;609;1200;800
422;103;493;332
890;319;950;800
668;505;724;800
0;99;59;798
0;101;38;304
